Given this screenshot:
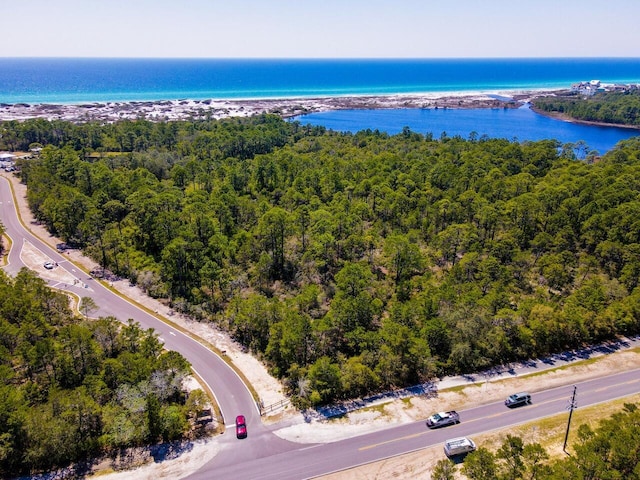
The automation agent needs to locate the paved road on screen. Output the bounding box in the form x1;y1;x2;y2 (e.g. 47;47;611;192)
189;368;640;479
2;174;639;479
0;175;297;458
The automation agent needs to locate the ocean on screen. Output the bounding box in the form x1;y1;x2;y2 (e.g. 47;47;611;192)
2;58;639;153
2;58;640;104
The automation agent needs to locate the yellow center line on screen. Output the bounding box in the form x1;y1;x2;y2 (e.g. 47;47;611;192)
595;378;639;392
359;402;558;451
485;413;504;419
360;431;429;451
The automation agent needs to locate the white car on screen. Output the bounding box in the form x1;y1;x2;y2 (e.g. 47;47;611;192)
43;261;55;269
426;411;460;428
444;437;476;457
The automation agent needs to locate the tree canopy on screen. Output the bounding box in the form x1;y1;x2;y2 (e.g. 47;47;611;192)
0;268;200;476
3;114;640;407
533;89;640;127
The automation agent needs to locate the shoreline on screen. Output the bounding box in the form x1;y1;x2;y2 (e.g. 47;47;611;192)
529;104;640;131
0;89;567;123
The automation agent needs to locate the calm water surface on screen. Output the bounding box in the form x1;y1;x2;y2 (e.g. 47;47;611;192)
293;104;640;154
2;58;640;104
2;58;639;153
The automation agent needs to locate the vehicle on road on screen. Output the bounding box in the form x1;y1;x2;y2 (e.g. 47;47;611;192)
505;392;531;408
235;415;247;439
43;261;55;269
444;437;476;457
426;411;460;428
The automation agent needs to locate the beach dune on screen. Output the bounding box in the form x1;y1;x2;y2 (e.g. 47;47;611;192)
0;90;561;123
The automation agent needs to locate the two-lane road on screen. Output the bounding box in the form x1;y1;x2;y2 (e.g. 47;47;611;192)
190;368;640;479
0;174;297;459
2;173;638;479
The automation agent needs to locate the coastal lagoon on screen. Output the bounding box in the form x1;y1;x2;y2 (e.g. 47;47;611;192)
2;58;640;153
293;104;640;155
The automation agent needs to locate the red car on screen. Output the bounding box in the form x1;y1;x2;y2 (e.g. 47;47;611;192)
235;415;247;439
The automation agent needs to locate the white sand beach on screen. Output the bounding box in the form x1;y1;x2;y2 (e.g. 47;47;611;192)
0;89;565;123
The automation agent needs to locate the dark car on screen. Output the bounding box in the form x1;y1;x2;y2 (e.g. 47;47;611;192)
235;415;247;439
426;411;460;428
505;392;531;408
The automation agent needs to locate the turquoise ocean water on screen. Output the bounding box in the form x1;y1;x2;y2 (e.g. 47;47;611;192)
2;58;640;104
2;58;640;153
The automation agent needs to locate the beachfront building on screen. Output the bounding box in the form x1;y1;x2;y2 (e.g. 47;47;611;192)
571;80;606;96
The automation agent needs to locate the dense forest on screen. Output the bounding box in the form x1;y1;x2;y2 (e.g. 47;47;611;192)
432;403;640;480
533;89;640;127
2;115;640;410
0;268;207;476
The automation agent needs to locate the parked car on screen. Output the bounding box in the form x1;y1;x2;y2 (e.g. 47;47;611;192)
235;415;247;439
43;261;55;270
426;411;460;428
444;437;476;457
505;392;531;408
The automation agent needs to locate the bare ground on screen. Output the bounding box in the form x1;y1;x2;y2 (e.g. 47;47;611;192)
0;90;564;123
3;169;640;480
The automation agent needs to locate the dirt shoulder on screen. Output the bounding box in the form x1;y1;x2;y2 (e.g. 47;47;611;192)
4;169;640;480
0;171;289;413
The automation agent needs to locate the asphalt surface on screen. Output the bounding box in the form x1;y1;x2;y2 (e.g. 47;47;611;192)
2;173;639;480
189;368;640;480
0;174;297;456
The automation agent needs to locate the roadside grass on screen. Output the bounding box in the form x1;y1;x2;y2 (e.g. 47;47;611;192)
472;393;640;457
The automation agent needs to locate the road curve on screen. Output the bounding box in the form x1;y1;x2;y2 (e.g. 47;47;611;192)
188;368;640;480
3;174;639;479
0;174;298;460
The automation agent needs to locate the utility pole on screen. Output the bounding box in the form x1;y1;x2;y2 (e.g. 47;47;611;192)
563;385;578;455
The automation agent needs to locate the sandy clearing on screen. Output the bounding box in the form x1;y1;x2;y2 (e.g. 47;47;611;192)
3;168;640;480
0;90;563;123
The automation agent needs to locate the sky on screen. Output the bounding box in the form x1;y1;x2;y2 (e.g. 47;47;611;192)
2;0;640;58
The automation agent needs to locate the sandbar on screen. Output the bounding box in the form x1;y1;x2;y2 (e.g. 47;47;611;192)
0;90;567;123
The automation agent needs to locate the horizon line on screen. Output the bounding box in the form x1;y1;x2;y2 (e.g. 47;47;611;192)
2;56;640;61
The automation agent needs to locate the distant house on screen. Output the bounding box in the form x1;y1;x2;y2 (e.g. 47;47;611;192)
572;81;640;95
571;80;603;96
0;153;16;161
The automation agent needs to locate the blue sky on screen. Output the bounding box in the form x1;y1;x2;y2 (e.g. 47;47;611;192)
3;0;639;58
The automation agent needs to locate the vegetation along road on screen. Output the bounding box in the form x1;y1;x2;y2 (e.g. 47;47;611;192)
2;108;640;478
3;167;640;478
5;172;640;480
0;174;299;472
